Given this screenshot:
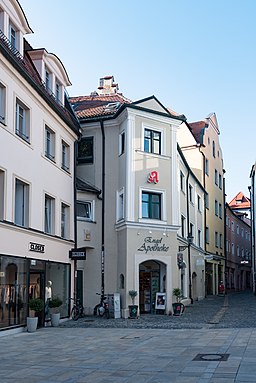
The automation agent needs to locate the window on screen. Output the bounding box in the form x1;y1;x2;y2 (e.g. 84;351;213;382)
215;170;218;185
45;68;51;92
215;200;218;216
61;140;70;171
45;194;55;234
232;243;234;255
205;158;209;175
45;126;55;161
77;201;93;221
15;179;29;227
9;24;16;49
219;203;222;219
241;248;244;258
117;189;124;221
219;233;223;249
61;203;70;239
0;170;4;220
78;137;94;164
241;228;244;237
231;221;234;231
197;195;201;211
213;140;216;158
206;227;209;244
142;191;161;219
237;246;240;257
55;82;61;103
119;131;125;155
198;229;201;248
180;171;185;192
205;193;209;209
16;99;30;142
181;215;186;237
215;231;218;247
189;223;194;240
236;225;239;235
144;128;161;155
219;174;222;189
189;184;193;203
0;83;6;124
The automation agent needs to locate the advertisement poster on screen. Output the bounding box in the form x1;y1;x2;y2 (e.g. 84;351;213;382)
155;292;166;310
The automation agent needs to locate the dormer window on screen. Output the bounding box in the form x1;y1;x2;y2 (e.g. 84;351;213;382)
55;82;60;103
9;24;17;49
45;68;51;92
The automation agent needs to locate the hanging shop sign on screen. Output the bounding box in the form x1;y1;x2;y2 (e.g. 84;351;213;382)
69;247;86;260
29;242;45;253
147;170;159;184
137;236;169;254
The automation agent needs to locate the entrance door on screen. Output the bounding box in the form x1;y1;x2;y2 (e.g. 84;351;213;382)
139;261;161;314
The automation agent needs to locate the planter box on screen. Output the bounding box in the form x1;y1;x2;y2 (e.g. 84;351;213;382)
51;313;60;327
27;317;38;332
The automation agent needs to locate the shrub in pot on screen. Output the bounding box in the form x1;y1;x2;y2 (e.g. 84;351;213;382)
27;298;44;332
172;288;185;316
49;296;62;327
128;290;138;319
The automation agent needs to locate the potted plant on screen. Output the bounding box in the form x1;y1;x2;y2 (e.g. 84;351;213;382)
172;288;185;316
49;296;63;327
128;290;138;319
27;298;44;332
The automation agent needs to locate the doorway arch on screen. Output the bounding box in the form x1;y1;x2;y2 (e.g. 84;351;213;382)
139;260;166;314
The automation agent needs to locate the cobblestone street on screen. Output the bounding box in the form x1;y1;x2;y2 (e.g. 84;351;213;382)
60;291;256;330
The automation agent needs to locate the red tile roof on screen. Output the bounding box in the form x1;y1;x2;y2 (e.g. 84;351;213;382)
188;121;207;143
69;93;131;119
229;192;250;209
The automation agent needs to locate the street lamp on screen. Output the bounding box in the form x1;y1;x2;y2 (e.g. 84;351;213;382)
187;233;194;304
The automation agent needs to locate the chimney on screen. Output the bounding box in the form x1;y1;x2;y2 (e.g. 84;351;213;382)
98;75;119;95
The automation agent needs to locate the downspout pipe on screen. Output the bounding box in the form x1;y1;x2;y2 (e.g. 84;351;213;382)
100;120;105;299
186;170;193;304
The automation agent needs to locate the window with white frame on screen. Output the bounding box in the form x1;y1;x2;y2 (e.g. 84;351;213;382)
232;243;234;255
144;128;161;155
117;189;124;221
61;202;70;239
241;228;244;237
0;83;6;124
205;193;209;209
55;82;61;103
181;215;186;237
189;223;194;240
45;194;55;234
241;248;244;258
197;195;201;211
231;221;234;231
77;201;93;221
189;184;193;203
180;171;185;192
219;174;222;189
45;68;51;92
9;24;17;49
198;229;201;248
236;224;239;234
0;169;4;220
119;131;125;155
16;99;30;142
237;245;240;257
15;179;29;227
45;125;55;161
142;191;161;220
61;140;70;172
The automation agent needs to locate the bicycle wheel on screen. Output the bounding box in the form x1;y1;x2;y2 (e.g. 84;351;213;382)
71;306;79;321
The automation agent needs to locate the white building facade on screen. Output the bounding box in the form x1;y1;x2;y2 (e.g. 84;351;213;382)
0;0;80;331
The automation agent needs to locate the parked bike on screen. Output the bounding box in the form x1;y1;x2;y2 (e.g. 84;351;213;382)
70;298;85;321
93;293;110;318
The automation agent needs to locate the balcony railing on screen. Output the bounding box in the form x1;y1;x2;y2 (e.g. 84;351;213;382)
0;29;79;131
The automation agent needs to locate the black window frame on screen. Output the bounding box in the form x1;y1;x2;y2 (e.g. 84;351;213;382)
144;128;161;155
77;136;94;164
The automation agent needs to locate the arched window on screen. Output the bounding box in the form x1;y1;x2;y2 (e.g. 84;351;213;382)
119;274;124;289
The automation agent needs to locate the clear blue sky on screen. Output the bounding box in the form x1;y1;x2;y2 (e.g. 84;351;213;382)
20;0;256;202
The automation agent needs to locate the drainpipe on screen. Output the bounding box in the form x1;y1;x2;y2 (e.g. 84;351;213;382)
100;120;105;299
73;136;80;301
186;170;193;304
223;170;227;293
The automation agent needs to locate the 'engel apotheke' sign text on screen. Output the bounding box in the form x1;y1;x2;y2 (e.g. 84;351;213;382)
137;237;169;254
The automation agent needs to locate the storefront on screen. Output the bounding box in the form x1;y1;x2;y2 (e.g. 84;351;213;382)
0;254;71;331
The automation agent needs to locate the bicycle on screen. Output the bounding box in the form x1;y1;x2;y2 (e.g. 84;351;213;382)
70;298;85;321
93;293;110;318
